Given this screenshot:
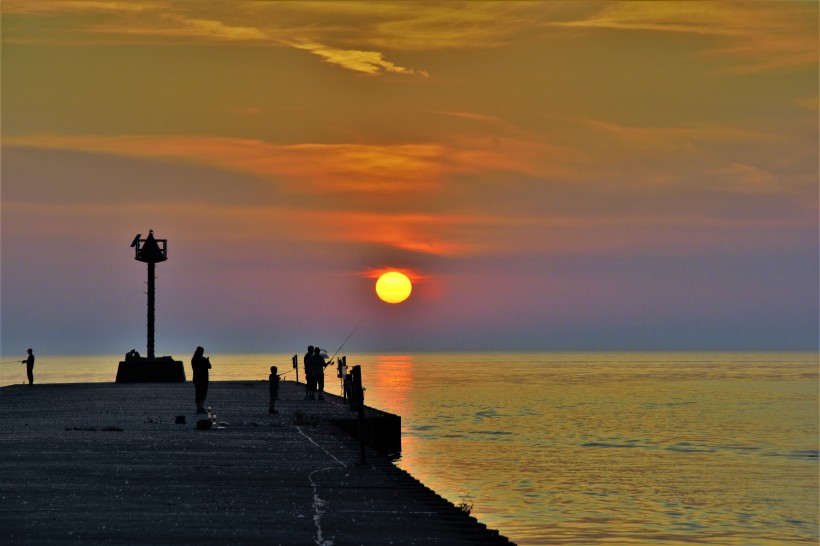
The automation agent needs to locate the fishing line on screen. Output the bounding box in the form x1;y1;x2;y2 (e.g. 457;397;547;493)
327;319;363;365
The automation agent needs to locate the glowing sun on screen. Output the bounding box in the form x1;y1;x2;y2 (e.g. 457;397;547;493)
375;271;412;304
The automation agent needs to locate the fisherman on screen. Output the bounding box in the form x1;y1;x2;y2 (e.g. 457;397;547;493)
268;366;280;414
308;346;327;401
303;345;314;400
191;346;211;414
21;348;34;385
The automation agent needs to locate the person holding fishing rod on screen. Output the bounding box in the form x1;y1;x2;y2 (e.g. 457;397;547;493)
299;322;362;401
191;346;211;414
266;362;297;413
21;348;35;385
307;346;327;401
2;350;35;385
303;345;315;400
268;366;280;414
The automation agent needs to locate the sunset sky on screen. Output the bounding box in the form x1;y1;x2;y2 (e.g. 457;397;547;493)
2;1;818;356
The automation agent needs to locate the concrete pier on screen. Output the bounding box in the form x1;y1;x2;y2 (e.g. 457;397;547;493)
0;381;515;545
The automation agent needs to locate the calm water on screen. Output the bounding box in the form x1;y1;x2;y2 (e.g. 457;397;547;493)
1;352;817;544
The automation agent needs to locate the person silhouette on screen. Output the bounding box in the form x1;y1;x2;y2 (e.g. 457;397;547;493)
21;348;34;385
303;345;314;400
191;346;211;414
269;366;280;414
308;346;327;401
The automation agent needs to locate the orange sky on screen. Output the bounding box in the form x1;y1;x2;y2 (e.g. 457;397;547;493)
2;1;817;355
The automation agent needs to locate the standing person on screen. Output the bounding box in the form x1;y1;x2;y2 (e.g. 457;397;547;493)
303;345;314;400
21;348;34;385
191;346;211;414
309;346;327;401
268;366;280;414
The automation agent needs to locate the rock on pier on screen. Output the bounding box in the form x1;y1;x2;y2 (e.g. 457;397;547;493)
0;380;514;545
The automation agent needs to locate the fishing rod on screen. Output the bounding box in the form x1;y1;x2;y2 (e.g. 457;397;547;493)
325;319;363;367
1;360;25;364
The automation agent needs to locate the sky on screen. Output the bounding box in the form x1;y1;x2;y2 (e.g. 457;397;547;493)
1;1;818;356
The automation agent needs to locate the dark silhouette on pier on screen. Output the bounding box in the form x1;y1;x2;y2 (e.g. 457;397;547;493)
309;346;327;401
21;348;34;385
191;346;211;413
269;365;280;414
303;345;314;399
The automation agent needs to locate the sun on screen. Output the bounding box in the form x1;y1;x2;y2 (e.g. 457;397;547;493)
375;271;412;304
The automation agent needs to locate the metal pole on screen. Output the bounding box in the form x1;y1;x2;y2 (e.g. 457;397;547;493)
351;365;366;465
147;261;155;359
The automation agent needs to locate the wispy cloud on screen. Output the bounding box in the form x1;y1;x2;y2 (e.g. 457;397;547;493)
2;3;269;44
586;119;776;152
355;2;554;51
712;163;783;195
3;133;568;198
22;135;443;196
95;12;269;42
158;15;267;42
795;96;819;111
288;39;428;76
0;1;577;75
5;2;815;76
1;2;434;75
2;132;576;257
0;1;156;15
551;2;818;73
327;211;487;256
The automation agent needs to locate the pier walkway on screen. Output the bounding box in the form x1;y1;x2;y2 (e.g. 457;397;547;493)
0;380;514;545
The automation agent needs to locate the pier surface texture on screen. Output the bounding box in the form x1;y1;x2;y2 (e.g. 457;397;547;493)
0;380;514;545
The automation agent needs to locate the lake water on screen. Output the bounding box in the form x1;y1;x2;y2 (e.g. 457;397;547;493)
1;352;817;544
